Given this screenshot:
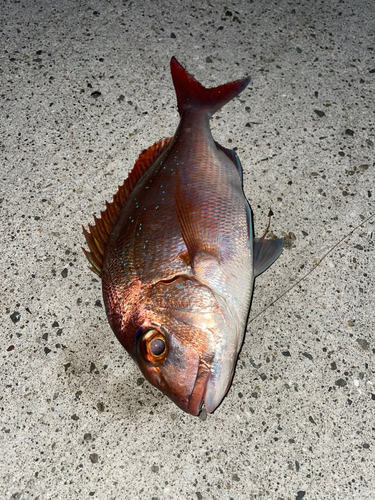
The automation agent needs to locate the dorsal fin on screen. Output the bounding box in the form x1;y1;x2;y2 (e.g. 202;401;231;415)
82;137;173;276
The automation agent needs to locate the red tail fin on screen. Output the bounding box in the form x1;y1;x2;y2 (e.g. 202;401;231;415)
170;57;250;117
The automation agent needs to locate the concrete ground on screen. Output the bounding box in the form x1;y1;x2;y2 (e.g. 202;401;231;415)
1;0;374;498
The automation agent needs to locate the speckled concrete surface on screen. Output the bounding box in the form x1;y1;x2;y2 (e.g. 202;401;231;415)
1;0;374;499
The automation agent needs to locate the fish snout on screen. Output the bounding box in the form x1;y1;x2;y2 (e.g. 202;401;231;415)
186;361;210;415
202;348;236;414
186;349;236;415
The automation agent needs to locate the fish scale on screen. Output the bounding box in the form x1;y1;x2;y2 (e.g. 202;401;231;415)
82;57;283;415
109;150;190;284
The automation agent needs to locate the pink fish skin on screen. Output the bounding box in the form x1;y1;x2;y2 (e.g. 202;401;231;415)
82;57;283;415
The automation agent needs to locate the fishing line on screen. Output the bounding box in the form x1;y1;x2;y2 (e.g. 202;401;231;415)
249;212;375;323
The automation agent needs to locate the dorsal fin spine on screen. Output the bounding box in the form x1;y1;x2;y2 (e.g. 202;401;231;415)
82;137;173;276
105;200;118;226
89;222;105;253
92;216;107;248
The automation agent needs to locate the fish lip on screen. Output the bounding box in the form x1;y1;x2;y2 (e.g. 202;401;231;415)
187;362;210;416
202;370;233;415
187;359;233;416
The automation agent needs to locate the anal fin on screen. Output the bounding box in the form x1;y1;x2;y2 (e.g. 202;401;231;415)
215;142;243;182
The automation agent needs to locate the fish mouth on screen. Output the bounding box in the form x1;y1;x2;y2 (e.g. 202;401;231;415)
187;362;210;416
187;356;235;416
187;361;232;416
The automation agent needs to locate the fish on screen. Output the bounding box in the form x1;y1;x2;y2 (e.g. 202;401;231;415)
82;57;283;416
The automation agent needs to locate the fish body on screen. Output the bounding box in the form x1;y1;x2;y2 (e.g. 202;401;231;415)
83;58;283;415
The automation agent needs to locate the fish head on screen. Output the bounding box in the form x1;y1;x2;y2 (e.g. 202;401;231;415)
129;276;240;415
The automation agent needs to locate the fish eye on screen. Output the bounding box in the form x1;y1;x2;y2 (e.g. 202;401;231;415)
138;328;167;365
150;337;166;356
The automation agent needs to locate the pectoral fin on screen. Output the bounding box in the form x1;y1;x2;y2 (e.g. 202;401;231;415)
174;179;220;262
253;237;283;277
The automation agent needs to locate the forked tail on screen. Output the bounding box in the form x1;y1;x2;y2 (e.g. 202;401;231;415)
170;57;250;117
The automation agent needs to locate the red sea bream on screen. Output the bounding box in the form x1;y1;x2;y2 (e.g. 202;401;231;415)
82;57;283;415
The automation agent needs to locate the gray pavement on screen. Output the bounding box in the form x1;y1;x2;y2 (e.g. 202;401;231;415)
1;0;374;498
